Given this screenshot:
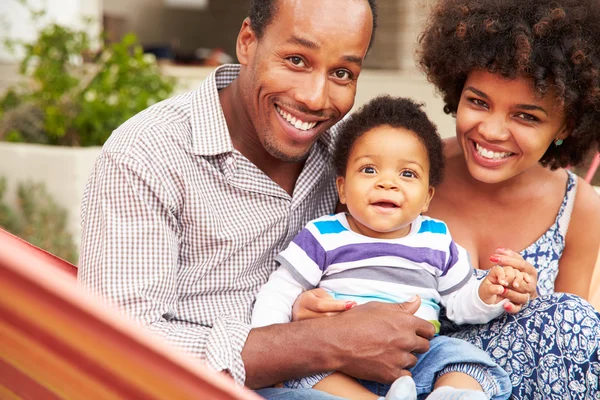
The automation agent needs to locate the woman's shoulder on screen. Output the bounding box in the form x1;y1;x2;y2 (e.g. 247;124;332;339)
570;176;600;227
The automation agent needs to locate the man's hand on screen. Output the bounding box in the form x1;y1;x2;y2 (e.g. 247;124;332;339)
328;297;435;383
243;294;435;388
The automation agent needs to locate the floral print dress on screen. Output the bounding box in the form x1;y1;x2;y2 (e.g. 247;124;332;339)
445;171;600;399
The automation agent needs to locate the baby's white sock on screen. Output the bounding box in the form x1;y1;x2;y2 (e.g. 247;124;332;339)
382;375;417;400
426;386;489;400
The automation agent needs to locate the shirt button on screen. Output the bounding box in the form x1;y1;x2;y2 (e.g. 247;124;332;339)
226;157;234;165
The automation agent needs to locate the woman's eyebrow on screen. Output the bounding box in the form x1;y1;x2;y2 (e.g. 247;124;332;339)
465;86;548;116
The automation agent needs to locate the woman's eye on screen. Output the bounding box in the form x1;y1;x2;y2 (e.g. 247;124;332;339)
516;113;539;122
361;166;376;174
334;69;353;80
471;98;488;108
288;56;305;67
400;170;415;178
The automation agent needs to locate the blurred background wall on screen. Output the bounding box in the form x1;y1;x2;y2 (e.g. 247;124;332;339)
0;0;455;255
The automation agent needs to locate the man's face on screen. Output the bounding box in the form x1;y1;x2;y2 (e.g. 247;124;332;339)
237;0;373;162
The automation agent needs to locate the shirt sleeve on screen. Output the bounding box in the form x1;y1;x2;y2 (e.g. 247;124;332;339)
251;267;305;327
443;273;507;324
78;152;251;384
439;240;506;324
274;224;327;288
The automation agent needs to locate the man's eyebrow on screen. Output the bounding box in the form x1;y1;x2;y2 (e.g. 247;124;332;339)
286;35;319;50
286;35;363;67
465;86;548;116
342;55;363;67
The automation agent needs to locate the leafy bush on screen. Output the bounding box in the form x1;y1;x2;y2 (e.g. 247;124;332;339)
0;177;78;264
0;1;175;146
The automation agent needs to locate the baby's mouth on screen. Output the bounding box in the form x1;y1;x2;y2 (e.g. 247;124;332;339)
372;201;398;209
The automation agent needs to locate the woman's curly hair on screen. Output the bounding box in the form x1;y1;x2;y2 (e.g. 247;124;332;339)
333;96;444;187
417;0;600;169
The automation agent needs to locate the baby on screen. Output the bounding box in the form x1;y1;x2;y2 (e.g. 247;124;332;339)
253;96;532;400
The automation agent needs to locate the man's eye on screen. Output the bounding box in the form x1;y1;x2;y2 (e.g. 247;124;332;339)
361;166;376;174
400;170;415;178
288;56;305;67
334;70;352;80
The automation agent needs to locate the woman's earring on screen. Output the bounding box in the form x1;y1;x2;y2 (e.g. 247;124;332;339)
554;138;564;146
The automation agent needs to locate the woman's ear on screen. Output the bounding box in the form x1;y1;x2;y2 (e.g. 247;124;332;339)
236;17;257;66
557;118;575;142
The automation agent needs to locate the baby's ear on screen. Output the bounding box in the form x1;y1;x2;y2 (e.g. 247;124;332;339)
421;186;435;213
336;176;347;204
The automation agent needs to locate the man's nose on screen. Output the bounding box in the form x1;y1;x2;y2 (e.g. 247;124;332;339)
295;73;329;111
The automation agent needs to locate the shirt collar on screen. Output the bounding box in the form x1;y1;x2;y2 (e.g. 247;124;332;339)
190;63;339;157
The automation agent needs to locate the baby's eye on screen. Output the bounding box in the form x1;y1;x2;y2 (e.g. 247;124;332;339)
360;166;376;174
400;170;415;178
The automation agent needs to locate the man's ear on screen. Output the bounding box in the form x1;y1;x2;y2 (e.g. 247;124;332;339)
421;186;435;214
237;17;257;66
336;176;347;204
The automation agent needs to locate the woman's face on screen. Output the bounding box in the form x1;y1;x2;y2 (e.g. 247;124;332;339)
455;70;570;184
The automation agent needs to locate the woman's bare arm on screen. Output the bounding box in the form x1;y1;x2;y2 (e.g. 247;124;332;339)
555;180;600;297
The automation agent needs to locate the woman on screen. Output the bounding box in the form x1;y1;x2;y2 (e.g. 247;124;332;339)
293;0;600;398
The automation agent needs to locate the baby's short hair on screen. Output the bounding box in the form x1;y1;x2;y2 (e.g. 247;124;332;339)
333;96;444;187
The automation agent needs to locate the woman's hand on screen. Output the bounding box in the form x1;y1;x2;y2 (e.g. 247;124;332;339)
292;288;356;321
480;265;527;313
488;247;539;312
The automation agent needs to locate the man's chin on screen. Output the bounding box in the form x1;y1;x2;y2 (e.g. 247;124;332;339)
264;142;311;164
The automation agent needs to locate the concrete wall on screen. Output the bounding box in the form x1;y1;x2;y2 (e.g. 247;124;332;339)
100;0;436;70
0;143;102;247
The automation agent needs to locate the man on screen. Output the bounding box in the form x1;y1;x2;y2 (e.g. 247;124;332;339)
78;0;435;398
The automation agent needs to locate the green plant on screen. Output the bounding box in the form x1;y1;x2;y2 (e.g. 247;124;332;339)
0;177;78;263
0;1;175;146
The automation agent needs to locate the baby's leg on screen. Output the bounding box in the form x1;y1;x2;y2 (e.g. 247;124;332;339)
426;372;488;399
434;371;483;391
313;372;417;400
313;372;378;400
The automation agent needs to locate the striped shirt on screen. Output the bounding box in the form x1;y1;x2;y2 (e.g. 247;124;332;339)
253;213;506;331
78;64;340;384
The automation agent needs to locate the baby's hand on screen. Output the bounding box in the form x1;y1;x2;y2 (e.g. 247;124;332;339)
479;265;520;306
480;248;538;314
490;248;538;296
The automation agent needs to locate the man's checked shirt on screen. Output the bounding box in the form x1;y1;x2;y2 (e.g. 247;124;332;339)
78;64;340;384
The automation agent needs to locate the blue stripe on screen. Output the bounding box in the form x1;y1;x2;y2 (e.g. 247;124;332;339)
314;220;348;234
328;242;446;272
418;219;447;234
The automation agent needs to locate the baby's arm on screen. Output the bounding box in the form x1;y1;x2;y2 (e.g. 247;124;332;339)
440;241;506;324
252;267;305;328
443;275;507;325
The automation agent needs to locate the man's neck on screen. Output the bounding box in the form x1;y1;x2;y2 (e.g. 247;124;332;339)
218;78;306;196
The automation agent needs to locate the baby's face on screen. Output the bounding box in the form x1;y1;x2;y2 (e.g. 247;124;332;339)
336;125;435;239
